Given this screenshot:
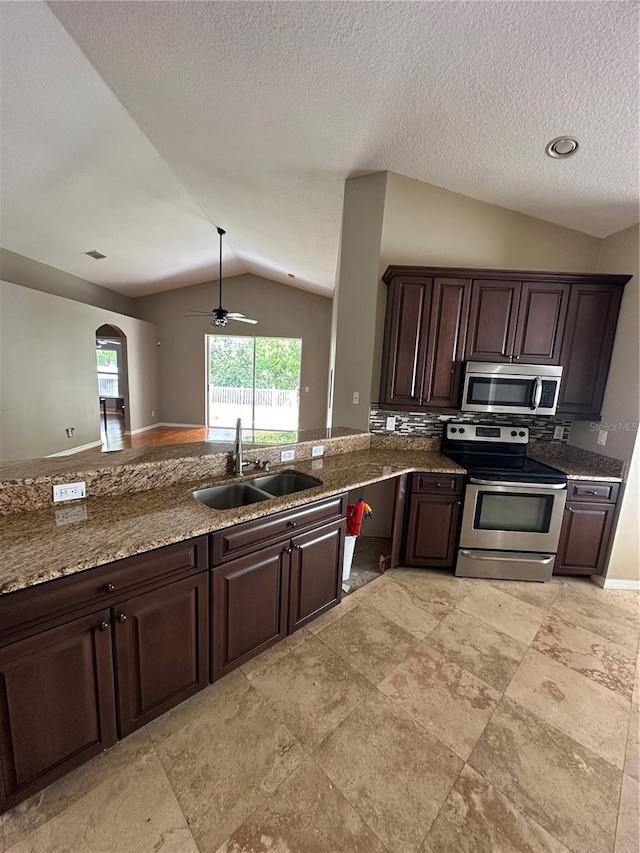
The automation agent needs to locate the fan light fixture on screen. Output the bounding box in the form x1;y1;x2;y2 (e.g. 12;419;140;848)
185;227;257;327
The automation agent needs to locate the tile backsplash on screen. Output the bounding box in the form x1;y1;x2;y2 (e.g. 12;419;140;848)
370;406;571;442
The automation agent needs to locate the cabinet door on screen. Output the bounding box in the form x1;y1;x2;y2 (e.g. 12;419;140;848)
558;283;624;419
465;280;521;362
212;543;288;681
0;611;116;811
554;502;616;576
513;281;569;364
288;520;344;633
113;573;209;737
423;277;471;408
379;277;432;407
403;494;461;568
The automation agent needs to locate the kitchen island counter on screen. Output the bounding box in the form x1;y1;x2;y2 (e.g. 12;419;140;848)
0;447;464;595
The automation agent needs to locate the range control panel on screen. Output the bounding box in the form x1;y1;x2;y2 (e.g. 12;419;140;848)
445;423;529;444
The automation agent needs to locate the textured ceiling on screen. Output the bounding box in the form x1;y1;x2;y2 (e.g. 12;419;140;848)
1;1;638;298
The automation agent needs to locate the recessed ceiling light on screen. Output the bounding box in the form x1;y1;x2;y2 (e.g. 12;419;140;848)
545;137;580;159
84;250;107;260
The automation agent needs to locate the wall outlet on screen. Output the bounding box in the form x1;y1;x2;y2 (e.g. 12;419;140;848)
553;426;564;440
312;445;324;457
597;429;607;446
53;481;86;502
352;391;359;405
280;448;295;462
385;416;396;431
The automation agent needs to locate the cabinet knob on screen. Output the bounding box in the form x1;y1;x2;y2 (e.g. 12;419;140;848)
117;613;127;623
435;482;443;487
105;582;116;593
98;621;109;632
293;543;302;550
284;547;292;554
287;520;297;528
586;490;598;495
514;355;520;360
567;507;574;514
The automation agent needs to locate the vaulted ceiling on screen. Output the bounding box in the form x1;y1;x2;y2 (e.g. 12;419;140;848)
0;1;637;298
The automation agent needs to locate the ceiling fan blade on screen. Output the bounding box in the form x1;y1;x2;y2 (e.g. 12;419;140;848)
230;316;258;324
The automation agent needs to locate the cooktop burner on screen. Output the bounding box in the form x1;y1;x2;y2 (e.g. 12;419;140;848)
441;422;567;485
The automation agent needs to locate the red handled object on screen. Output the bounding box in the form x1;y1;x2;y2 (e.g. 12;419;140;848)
346;498;372;536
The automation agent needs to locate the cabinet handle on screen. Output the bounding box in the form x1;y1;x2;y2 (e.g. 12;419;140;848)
567;507;574;513
98;621;109;631
117;613;127;623
287;520;297;528
585;490;599;495
105;582;116;593
283;547;292;554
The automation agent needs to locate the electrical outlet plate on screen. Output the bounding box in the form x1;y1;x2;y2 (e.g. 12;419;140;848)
280;448;295;462
52;481;86;502
312;445;324;457
385;416;396;431
597;429;607;446
553;426;564;440
352;391;359;405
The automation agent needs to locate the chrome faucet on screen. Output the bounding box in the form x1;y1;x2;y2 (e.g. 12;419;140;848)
234;418;261;475
234;418;245;475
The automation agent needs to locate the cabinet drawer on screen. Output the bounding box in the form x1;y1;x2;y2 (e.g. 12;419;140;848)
412;473;463;495
210;494;346;565
1;538;208;641
567;480;619;504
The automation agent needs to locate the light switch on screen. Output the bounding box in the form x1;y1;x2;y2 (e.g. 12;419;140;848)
597;429;607;446
352;391;359;405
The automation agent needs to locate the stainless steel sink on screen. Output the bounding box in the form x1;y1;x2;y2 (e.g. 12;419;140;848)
192;470;323;509
248;471;322;497
192;483;270;510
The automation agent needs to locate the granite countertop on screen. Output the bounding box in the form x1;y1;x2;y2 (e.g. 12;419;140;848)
0;447;464;596
528;441;626;482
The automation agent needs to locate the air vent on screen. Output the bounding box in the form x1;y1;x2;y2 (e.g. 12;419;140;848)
84;250;106;260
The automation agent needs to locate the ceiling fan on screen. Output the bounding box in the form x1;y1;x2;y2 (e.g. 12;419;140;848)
186;227;257;327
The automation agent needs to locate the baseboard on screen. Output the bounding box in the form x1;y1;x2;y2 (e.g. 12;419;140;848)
46;440;103;457
125;423;162;436
157;422;206;429
591;575;640;590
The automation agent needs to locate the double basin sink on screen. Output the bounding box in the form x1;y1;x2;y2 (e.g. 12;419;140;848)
192;471;323;510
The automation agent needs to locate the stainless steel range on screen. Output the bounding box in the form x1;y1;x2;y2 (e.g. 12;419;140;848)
441;422;567;582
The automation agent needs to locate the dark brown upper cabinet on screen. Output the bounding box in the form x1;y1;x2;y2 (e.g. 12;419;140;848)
465;279;569;364
379;266;629;418
380;273;470;410
557;282;625;419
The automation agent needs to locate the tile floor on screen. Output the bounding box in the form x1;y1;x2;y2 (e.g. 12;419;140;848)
2;570;639;853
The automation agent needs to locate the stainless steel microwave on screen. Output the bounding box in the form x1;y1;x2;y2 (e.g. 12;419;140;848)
461;362;563;416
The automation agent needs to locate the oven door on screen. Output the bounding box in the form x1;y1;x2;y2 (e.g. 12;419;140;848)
460;481;567;552
461;372;560;415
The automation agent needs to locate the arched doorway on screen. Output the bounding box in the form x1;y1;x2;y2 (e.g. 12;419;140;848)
96;324;130;448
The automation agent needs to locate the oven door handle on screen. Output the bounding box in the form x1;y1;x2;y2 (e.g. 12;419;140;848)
459;550;555;565
531;376;543;410
469;477;567;489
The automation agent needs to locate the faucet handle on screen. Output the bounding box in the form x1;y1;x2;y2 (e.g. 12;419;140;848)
260;460;271;472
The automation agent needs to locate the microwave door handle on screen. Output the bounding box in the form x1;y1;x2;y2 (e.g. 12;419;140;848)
531;376;543;410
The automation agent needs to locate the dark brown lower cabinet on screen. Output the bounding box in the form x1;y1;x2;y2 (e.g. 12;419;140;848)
211;518;345;679
554;502;616;576
403;474;464;568
288;520;343;633
113;573;209;737
211;543;289;682
0;610;117;811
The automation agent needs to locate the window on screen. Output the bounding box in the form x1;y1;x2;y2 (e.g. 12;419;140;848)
96;340;120;396
207;335;302;437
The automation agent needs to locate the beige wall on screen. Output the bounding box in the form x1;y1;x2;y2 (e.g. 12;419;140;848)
331;172;387;429
136;273;332;431
0;280;159;461
0;248;137;317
